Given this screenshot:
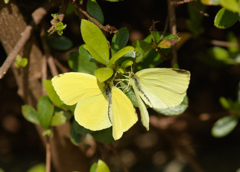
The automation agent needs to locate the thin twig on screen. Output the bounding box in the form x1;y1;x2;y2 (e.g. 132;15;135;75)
171;0;196;5
167;0;178;67
0;2;52;79
69;0;118;34
203;39;239;48
189;2;209;17
53;59;70;73
160;15;169;40
45;136;51;172
108;143;129;172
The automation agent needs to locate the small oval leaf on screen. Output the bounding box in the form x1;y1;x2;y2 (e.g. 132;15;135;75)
50;108;73;126
47;36;73;51
111;27;129;55
94;68;113;83
21;105;39;125
96;160;110;172
70;125;83;145
37;96;54;129
87;0;104;25
211;116;238;138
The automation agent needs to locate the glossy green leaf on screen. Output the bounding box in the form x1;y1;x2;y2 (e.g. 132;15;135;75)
70;125;83;145
81;19;109;65
154;96;189;116
19;58;28;67
220;0;239;13
68;52;98;74
96;160;110;172
87;0;104;25
211;116;238;138
214;8;239;29
72;119;94;135
90;163;98;172
108;46;135;66
21;105;39;125
47;36;73;51
27;163;46;172
227;32;239;53
79;45;97;62
201;0;220;5
37;96;54;129
111;27;129;55
50;108;73;126
91;128;114;143
94;67;113;82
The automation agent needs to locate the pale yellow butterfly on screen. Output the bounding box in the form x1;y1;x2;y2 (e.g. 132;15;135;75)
129;68;190;130
52;72;138;140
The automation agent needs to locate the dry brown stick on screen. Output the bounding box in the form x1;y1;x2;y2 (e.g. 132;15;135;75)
167;0;178;67
0;3;52;79
53;59;70;73
189;2;209;17
69;0;118;34
160;15;169;40
108;143;129;172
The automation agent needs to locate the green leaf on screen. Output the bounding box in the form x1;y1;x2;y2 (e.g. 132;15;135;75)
154;96;189;116
91;128;114;143
47;36;73;51
70;125;83;145
108;46;135;66
96;160;110;172
44;80;63;107
111;27;129;55
19;58;28;67
50;108;73;126
219;97;233;110
90;163;98;172
79;45;97;62
66;2;77;15
37;96;54;129
27;163;46;172
227;32;239;53
94;67;113;82
51;13;59;20
132;40;162;70
211;116;238;138
87;0;104;25
72;119;94;135
21;105;39;125
220;0;239;13
214;8;239;29
121;60;133;69
81;19;109;65
42;129;53;137
68;51;98;74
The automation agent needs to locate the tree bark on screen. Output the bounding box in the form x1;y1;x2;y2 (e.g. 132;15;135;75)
0;1;89;171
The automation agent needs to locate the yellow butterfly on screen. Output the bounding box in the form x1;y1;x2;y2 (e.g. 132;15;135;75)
129;68;190;130
52;72;138;140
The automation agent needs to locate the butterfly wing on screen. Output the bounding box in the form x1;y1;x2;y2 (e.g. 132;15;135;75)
52;72;112;130
111;86;138;140
135;68;190;109
129;78;149;131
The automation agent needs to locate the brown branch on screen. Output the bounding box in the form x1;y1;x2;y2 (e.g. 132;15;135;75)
69;0;118;34
53;59;70;73
108;143;129;172
45;136;51;172
167;0;178;67
0;2;52;79
171;0;196;5
203;39;239;48
160;15;169;40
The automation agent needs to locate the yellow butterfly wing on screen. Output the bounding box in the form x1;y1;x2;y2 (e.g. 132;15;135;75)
134;68;190;109
111;86;138;140
52;72;112;131
129;80;149;131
